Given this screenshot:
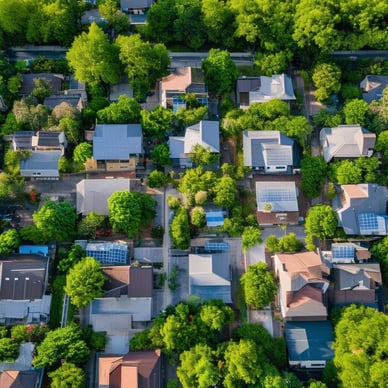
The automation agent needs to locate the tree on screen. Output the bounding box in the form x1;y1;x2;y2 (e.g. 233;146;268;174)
254;50;293;76
277;233;304;253
65;257;106;308
242;226;262;252
202;49;239;98
0;229;20;255
99;0;130;35
97;96;141;124
150;144;171;167
370;236;388;281
58;244;86;273
212;176;236;209
49;363;86;388
59;116;81;145
190;144;219;167
147;170;169;188
333;305;388;388
241;262;276;309
343;99;369;126
190;206;206;228
177;344;221;388
66;23;121;87
73;142;93;166
33;201;77;243
199;302;234;331
0;338;20;362
312;63;341;103
33;324;90;369
108;191;156;238
117;34;170;99
52;101;80;122
304;204;338;243
141;106;174;139
329;160;362;184
170;207;190;249
301;156;327;198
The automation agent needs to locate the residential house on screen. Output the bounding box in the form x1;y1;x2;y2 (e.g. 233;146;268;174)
168;120;219;168
160;67;208;112
0;254;51;325
93;124;144;172
285;321;334;368
333;183;388;235
43;94;85;111
98;350;161;388
86;242;129;266
243;130;295;173
188;252;231;304
120;0;154;24
12;131;67;180
329;263;382;308
20;73;64;96
320;242;371;265
360;75;388;104
89;266;153;353
0;370;42;388
320;124;375;162
76;178;140;215
237;74;295;108
256;181;299;225
274;251;330;321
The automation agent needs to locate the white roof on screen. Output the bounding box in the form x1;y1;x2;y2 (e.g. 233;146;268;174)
256;181;298;212
249;74;295;103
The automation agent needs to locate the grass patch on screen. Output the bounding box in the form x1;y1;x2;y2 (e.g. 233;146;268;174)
49;275;66;329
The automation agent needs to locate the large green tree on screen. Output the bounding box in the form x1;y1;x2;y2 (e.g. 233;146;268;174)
0;229;20;256
96;96;141;124
33;324;90;369
241;226;263;252
150;144;171;167
49;362;86;388
170;207;191;249
190;144;219;167
343;99;369;126
300;156;327;198
212;176;236;209
202;49;238;98
66;23;121;88
33;201;77;243
108;191;156;238
312;63;341;103
73;142;93;166
141;106;174;139
64;257;106;308
241;262;276;309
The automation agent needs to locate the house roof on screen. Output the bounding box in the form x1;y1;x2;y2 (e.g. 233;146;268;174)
360;75;388;103
161;67;205;93
320;125;376;162
20;73;64;96
189;252;231;303
99;350;161;388
0;254;48;301
43;94;83;110
12;131;35;150
169;120;220;158
243;130;294;167
109;76;133;101
93;124;143;160
20;151;61;177
249;74;295;103
285;321;334;363
335;184;388;235
0;370;41;388
333;263;382;290
36;131;65;148
120;0;154;10
256;181;298;212
76;178;133;215
237;76;261;94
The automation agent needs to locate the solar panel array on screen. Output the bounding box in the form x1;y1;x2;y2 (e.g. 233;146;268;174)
358;212;378;232
204;241;229;251
86;243;128;265
258;190;295;203
332;244;355;259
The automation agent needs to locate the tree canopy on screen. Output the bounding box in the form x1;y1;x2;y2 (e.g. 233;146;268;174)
49;362;86;388
301;156;327;198
241;262;277;309
97;96;141;124
170;207;191;249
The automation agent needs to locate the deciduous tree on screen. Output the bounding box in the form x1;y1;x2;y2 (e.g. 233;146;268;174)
242;226;262;252
97;96;141;124
49;363;86;388
0;229;20;255
147;170;169;188
141;106;174;139
343;99;369;126
212;176;236;209
304;204;338;243
65;257;106;308
301;156;327;198
190;144;219;167
190;206;206;228
73;142;93;166
170;207;190;249
312;63;341;103
150;144;171;167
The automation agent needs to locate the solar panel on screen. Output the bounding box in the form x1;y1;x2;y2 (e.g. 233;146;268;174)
258;190;295;203
358;212;378;232
204;241;229;251
86;243;128;265
332;244;355;259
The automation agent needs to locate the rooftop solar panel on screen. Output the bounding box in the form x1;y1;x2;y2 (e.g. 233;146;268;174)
332;245;355;259
359;212;378;232
258;190;295;203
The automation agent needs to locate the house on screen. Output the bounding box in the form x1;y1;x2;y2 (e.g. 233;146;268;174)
256;181;299;225
86;242;129;266
0;370;42;388
333;183;388;235
89;266;153;338
188;252;231;304
12;131;67;154
98;350;161;388
43;94;85;111
243;130;295;173
20;73;64;96
239;74;295;107
120;0;153;24
109;76;133;102
20;151;62;180
320;125;375;162
274;251;330;321
168;120;219;167
285;321;334;368
0;254;51;325
360;75;388;104
76;178;140;215
320;242;371;264
329;263;382;308
93;124;144;172
160;67;208;112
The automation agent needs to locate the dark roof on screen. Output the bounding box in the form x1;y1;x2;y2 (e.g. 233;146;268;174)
0;370;41;388
43;94;82;110
102;266;153;298
21;73;63;96
37;131;62;147
237;77;261;93
0;254;48;300
120;0;153;9
13;131;35;150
